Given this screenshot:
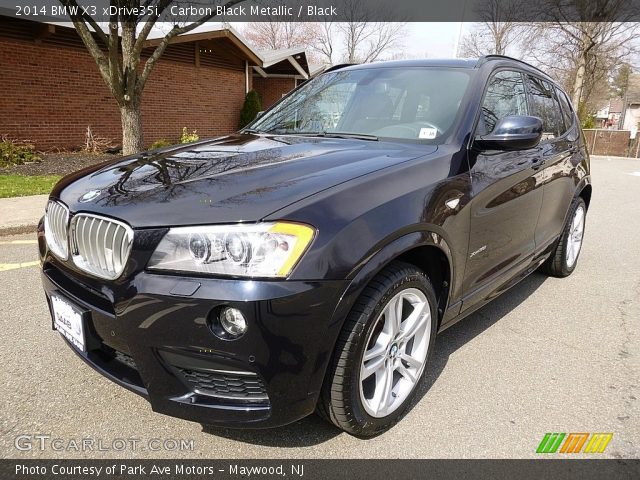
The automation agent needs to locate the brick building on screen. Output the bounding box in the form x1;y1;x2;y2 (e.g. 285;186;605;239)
0;15;313;150
253;48;317;108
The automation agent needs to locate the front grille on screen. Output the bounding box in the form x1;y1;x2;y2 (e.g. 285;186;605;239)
177;368;268;401
71;214;134;280
44;201;69;259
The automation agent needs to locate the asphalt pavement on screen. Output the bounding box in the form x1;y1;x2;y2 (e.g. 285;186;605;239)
0;156;638;459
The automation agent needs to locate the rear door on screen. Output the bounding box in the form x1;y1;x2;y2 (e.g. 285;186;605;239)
525;76;578;251
462;69;544;311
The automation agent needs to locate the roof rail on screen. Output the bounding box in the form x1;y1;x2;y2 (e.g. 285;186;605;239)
477;55;551;78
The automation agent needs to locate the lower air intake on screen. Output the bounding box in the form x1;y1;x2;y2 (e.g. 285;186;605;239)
177;368;268;401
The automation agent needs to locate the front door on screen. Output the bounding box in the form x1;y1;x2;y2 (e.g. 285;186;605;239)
462;70;544;311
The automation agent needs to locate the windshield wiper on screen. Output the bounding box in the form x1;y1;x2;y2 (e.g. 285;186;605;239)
312;131;379;141
322;132;378;142
241;128;265;134
257;131;379;141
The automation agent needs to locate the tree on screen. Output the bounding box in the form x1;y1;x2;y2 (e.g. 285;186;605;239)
243;21;320;52
528;1;639;114
611;63;632;98
311;21;336;65
61;0;243;155
339;21;405;63
458;0;530;57
310;0;405;65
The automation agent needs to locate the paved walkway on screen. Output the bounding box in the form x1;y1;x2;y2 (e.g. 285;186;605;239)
0;194;48;235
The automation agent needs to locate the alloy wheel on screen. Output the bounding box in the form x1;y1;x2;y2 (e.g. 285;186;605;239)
359;288;431;418
566;204;585;268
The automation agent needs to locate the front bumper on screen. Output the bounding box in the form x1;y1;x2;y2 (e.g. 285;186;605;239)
40;237;347;428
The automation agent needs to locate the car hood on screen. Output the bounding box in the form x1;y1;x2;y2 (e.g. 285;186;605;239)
54;134;436;227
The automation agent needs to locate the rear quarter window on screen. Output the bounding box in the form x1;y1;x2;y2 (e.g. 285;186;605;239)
555;87;575;132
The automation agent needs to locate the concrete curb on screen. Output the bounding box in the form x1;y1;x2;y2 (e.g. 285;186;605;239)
0;193;47;237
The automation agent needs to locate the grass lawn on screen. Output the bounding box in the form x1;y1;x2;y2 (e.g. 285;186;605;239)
0;175;61;198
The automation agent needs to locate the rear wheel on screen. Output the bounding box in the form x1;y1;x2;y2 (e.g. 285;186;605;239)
318;262;437;437
542;196;587;277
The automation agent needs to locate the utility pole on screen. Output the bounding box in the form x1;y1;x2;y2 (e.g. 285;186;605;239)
452;0;468;58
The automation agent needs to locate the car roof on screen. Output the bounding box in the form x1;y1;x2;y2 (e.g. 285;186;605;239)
332;55;555;83
339;59;479;70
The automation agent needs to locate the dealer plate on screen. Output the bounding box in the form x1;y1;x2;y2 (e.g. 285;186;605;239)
51;294;86;352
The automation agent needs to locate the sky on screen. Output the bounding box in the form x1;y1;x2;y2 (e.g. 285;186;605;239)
225;22;464;63
64;19;463;60
401;23;462;59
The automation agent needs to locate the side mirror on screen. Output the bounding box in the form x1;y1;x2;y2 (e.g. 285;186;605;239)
475;115;543;151
255;111;265;119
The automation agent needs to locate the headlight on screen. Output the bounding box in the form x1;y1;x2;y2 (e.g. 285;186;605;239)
147;222;315;278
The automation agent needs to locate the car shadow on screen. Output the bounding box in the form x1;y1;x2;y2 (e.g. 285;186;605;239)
412;272;548;406
201;272;548;446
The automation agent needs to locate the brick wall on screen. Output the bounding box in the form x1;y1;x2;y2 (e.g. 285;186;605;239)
0;31;248;150
253;76;296;110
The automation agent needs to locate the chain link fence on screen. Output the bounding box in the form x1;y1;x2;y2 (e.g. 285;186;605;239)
583;129;640;158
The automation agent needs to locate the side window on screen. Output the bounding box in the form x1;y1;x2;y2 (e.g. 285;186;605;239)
526;75;564;139
480;70;528;135
555;87;575;131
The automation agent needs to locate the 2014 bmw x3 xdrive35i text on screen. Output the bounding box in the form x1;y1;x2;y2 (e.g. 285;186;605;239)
39;56;591;437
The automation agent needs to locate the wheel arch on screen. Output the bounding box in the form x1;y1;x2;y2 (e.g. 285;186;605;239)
579;183;592;210
395;245;451;324
332;229;454;333
310;230;455;403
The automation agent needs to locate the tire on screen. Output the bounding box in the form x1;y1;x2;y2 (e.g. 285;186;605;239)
318;261;438;437
541;196;587;277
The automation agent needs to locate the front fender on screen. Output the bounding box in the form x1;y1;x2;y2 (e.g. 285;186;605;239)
302;230;455;399
338;228;454;327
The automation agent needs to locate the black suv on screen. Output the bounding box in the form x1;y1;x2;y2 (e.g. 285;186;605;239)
39;56;591;437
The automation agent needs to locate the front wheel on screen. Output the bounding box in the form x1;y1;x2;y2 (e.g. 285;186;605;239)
542;196;587;277
318;262;438;437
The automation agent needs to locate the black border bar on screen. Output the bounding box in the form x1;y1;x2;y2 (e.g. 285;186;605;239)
2;0;640;23
3;459;640;480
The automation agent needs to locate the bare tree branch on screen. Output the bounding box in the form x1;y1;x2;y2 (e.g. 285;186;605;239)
459;0;531;57
60;0;249;154
138;0;246;93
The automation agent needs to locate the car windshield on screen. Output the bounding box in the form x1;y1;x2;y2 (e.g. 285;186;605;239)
249;66;472;142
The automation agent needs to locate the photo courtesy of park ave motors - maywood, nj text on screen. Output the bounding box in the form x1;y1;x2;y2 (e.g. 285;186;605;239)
0;0;640;478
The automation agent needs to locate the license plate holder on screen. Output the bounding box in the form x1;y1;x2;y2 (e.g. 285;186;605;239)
51;293;88;352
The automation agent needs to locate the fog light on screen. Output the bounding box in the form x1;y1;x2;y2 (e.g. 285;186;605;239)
219;307;247;337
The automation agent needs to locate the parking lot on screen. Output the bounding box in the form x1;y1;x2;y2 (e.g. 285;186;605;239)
0;156;638;459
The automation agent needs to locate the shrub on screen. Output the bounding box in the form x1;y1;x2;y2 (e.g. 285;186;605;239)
582;114;596;129
180;127;199;144
150;139;173;150
83;126;115;154
239;90;262;129
0;137;41;168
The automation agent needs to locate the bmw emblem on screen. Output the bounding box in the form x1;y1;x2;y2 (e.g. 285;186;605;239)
79;189;101;202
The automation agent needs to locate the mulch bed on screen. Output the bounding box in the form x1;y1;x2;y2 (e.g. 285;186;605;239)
0;152;117;177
